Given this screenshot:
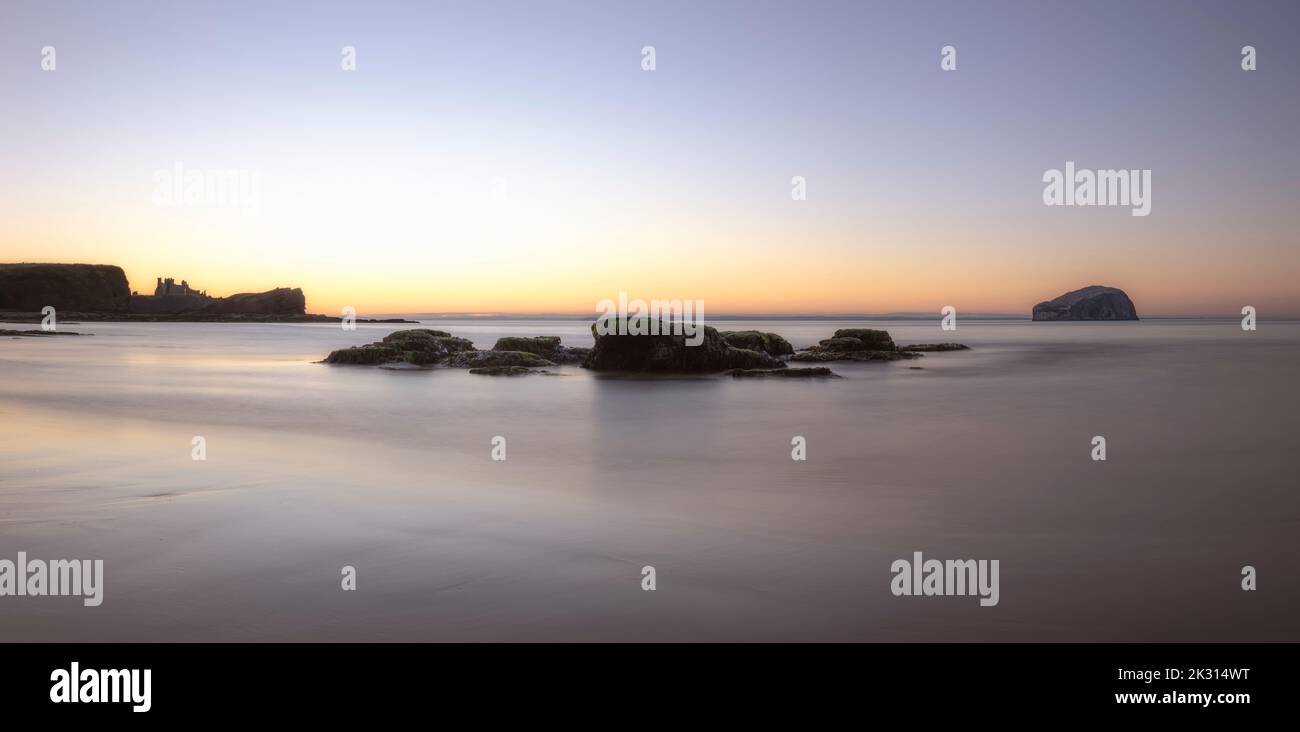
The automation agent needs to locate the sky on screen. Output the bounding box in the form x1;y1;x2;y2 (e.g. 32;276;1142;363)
1;0;1298;316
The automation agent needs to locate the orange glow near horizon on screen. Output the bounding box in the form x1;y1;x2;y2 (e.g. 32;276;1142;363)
4;220;1297;317
3;159;1297;318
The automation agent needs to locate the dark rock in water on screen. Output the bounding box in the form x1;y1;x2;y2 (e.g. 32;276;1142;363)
583;319;783;373
813;336;875;353
445;350;554;368
324;328;562;370
493;336;560;355
791;327;918;362
0;263;131;312
832;328;896;351
559;347;591;364
381;329;476;364
718;330;795;356
492;336;589;364
324;343;405;365
386;328;452;340
469;365;548;376
1032;285;1138;321
0;328;86;337
377;361;427;371
724;367;839;378
898;343;971;352
202;287;306;316
324;328;475;366
790;349;920;363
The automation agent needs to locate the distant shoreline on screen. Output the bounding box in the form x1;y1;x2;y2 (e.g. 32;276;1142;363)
0;311;416;324
3;312;1289;325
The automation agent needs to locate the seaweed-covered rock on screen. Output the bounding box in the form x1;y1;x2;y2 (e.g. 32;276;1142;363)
898;343;970;352
446;350;554;368
385;328;451;339
790;327;915;362
492;336;589;365
718;330;795;357
324;328;475;366
831;328;896;351
469;365;548;376
724;367;839;378
492;336;560;356
813;336;873;353
324;328;571;370
381;329;476;364
790;350;921;363
323;343;406;365
583;319;783;373
377;361;428;371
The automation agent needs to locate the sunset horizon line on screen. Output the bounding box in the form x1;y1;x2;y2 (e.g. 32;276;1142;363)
4;259;1293;319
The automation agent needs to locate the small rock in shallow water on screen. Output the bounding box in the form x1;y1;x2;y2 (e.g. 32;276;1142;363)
378;361;427;370
491;336;588;364
790;350;920;363
446;350;555;368
324;328;474;365
0;329;85;337
832;328;896;350
469;366;548;376
724;367;839;378
814;336;874;352
717;330;795;356
793;328;908;360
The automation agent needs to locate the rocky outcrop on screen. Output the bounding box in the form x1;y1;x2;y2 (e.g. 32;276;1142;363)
445;350;554;368
323;329;558;371
325;324;969;376
791;328;910;362
202;287;306;316
1032;285;1138;321
324;329;476;366
469;366;550;376
790;349;920;363
724;367;839;378
492;336;589;365
0;264;130;312
790;328;967;363
718;330;795;356
582;320;784;373
830;328;896;350
815;336;875;353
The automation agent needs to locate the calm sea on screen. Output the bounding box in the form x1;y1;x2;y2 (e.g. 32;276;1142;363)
1;318;1297;640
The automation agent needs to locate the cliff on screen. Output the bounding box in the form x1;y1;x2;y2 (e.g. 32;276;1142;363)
0;263;131;312
202;287;306;315
1032;285;1138;321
